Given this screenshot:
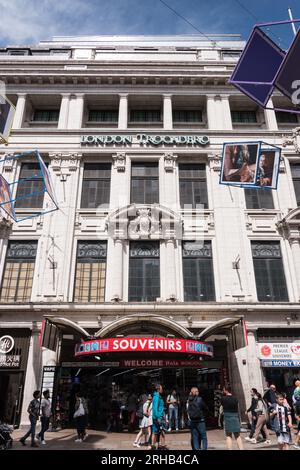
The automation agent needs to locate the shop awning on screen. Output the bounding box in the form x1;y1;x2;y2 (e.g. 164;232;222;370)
40;317;92;350
198;317;247;351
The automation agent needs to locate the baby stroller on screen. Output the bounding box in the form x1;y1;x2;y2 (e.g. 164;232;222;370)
0;423;13;450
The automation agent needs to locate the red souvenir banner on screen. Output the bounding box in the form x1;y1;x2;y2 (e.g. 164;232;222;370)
75;337;214;357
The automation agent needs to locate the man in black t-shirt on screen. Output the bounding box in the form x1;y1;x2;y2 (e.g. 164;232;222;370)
187;387;208;450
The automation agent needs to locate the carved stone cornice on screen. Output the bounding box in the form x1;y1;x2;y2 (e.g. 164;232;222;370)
49;153;82;173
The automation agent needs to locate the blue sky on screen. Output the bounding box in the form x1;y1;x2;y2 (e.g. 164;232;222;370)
0;0;299;46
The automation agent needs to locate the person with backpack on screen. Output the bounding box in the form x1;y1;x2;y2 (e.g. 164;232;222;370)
73;391;89;443
221;386;244;450
245;388;266;442
19;390;41;447
270;393;293;450
187;387;208;450
151;384;167;450
250;392;271;444
133;394;153;448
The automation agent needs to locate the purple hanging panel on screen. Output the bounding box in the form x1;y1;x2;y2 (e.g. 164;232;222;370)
275;28;300;103
230;28;285;107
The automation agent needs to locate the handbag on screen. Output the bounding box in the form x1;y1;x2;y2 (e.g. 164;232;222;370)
74;400;85;418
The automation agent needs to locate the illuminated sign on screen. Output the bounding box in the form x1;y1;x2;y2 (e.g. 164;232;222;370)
258;342;300;361
75;337;214;357
0;335;14;354
81;134;210;147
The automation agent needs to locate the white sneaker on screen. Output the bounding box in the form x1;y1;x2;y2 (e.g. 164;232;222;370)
75;438;82;443
293;444;300;449
250;438;257;444
168;428;172;432
133;442;140;447
176;428;179;431
41;440;46;445
244;436;251;441
265;440;271;444
82;434;88;441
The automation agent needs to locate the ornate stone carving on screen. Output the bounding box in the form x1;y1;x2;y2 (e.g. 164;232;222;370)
128;208;160;239
112;152;126;172
49;153;82;173
107;204;182;240
282;127;300;154
1;154;15;173
163;153;177;172
0;217;13;239
208;153;222;172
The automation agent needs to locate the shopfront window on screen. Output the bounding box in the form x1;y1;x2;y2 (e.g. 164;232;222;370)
130;162;159;204
182;241;215;301
0;241;37;302
128;241;160;302
14;163;44;209
179;163;208;209
74;241;107;302
251;241;289;302
244;188;274;209
81;163;111;208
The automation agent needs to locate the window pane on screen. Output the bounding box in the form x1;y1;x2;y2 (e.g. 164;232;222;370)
130;110;161;122
182;241;215;301
276;111;298;124
173;110;202;123
131;163;159;204
0;241;37;302
251;242;288;302
33;110;59;121
15;163;44;209
245;189;274;209
129;242;160;302
74;242;107;302
291;164;300;206
231;111;257;123
81;164;111;208
88;110;118;122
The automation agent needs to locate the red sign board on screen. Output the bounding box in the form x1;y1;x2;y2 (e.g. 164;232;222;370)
75;337;214;357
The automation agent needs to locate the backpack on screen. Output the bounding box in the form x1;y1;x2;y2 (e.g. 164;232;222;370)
188;397;204;421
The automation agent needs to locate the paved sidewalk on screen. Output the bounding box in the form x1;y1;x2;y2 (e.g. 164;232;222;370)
9;427;300;451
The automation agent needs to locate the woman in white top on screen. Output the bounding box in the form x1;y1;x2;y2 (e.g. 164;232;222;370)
133;395;153;448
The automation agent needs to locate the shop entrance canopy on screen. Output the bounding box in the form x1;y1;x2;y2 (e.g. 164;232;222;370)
198;317;248;351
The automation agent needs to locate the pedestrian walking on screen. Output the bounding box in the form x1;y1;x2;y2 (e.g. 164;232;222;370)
19;390;41;447
36;390;51;445
221;386;244;450
245;388;266;442
263;383;277;431
270;393;293;450
187;387;208;450
292;381;300;450
127;391;138;432
249;392;271;444
133;394;153;448
73;392;88;443
151;384;167;450
167;389;179;432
